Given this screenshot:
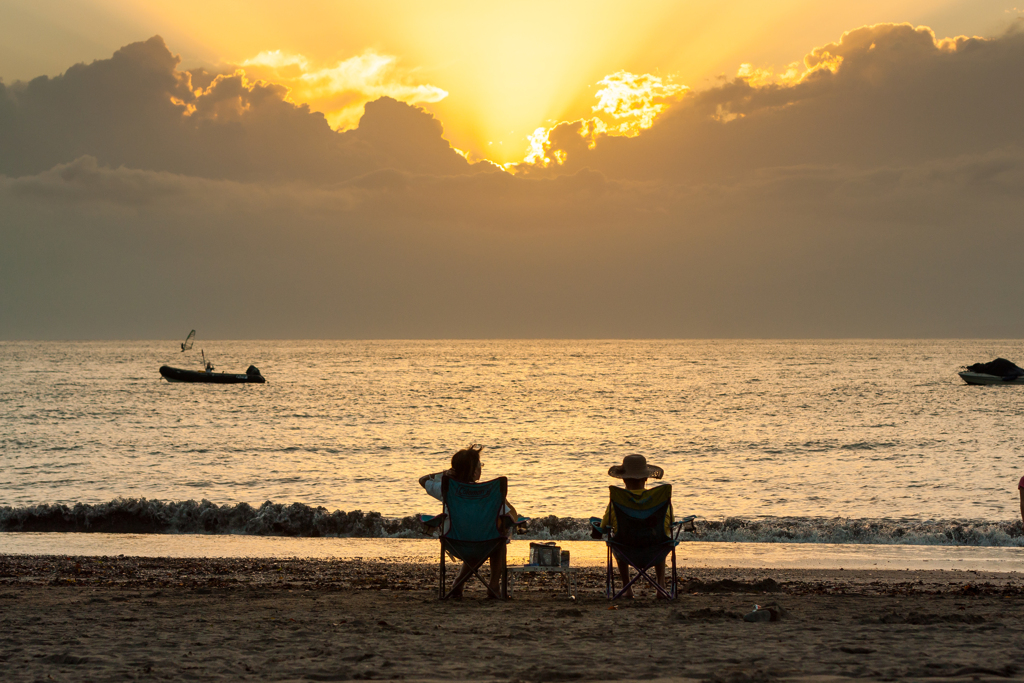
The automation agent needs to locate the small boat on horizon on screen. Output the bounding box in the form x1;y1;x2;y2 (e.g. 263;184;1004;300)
163;330;265;383
958;358;1024;385
159;364;266;384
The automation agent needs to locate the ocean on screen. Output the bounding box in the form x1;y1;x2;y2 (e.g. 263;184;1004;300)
3;339;1024;561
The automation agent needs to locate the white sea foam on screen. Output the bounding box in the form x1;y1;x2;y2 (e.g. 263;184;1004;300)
2;498;1023;547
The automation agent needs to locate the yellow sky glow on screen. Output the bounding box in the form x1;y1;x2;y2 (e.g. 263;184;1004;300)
0;0;1014;164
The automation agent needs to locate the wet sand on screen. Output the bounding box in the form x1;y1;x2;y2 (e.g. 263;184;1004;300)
2;554;1024;682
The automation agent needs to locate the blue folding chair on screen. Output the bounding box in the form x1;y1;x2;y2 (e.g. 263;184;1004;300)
590;484;692;600
420;476;512;600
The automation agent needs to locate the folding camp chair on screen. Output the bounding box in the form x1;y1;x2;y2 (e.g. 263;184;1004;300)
590;484;690;600
419;476;511;600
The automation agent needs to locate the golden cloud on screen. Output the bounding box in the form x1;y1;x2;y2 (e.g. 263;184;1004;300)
735;62;801;87
514;23;1004;173
520;71;687;168
239;49;448;130
591;71;688;134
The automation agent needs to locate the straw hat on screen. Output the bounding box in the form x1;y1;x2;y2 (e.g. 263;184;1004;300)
608;454;664;480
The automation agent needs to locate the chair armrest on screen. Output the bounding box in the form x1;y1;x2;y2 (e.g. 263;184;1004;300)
589;516;609;538
671;515;697;540
498;514;530;535
672;515;696;528
419;513;447;530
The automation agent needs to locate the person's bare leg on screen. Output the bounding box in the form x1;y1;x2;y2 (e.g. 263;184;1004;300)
615;556;633;598
655;560;669;598
450;562;473;597
487;543;507;598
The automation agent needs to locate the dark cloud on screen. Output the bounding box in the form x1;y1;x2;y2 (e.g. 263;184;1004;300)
3;26;1024;339
0;36;478;182
3;145;1023;339
528;23;1024;182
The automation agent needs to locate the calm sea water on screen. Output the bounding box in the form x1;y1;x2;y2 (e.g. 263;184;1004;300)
3;340;1024;546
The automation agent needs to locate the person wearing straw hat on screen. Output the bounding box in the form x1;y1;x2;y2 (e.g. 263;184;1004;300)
596;453;673;598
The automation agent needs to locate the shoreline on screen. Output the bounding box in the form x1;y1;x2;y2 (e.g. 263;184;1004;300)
4;533;1024;572
3;555;1024;681
4;552;1022;589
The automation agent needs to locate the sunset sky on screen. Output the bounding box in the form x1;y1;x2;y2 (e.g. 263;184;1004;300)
2;1;1023;339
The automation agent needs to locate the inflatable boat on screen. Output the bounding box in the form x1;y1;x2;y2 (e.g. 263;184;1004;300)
159;365;266;384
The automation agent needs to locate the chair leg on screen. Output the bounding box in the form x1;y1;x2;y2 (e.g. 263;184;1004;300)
609;551;677;600
613;567;645;600
671;548;677;599
616;566;672;600
440;541;508;600
606;545;614;599
475;563;506;599
451;569;476;597
439;544;446;599
443;559;492;599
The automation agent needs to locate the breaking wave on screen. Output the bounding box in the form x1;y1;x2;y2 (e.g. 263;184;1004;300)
2;499;1024;546
697;516;1024;547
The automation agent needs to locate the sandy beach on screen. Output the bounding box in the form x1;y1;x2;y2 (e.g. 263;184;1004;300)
2;555;1023;682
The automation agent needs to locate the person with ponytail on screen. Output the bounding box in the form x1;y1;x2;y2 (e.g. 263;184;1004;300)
419;444;517;598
